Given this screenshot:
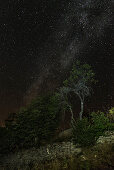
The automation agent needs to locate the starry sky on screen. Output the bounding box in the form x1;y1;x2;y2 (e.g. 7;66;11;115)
0;0;113;122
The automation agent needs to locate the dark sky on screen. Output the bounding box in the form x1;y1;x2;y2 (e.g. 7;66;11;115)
0;0;113;122
0;0;58;120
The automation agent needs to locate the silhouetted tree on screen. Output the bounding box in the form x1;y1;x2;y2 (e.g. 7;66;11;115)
60;61;95;120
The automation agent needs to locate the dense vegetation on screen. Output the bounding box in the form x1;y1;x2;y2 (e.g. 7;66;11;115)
0;61;113;170
72;111;114;147
0;94;61;154
61;61;96;120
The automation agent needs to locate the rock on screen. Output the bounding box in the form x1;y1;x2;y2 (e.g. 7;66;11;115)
1;141;82;168
54;128;73;142
1;131;114;169
97;131;114;144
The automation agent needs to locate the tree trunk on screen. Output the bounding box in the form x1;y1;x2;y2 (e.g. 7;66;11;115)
79;101;84;120
69;105;74;120
68;105;76;126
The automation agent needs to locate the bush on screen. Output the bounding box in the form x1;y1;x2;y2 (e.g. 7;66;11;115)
72;111;113;147
72;118;96;147
7;93;60;149
108;107;114;122
0;127;14;154
91;111;114;134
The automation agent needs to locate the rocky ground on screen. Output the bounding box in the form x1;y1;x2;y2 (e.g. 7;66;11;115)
0;131;114;170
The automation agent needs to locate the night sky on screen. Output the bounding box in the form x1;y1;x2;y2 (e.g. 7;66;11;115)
0;0;113;122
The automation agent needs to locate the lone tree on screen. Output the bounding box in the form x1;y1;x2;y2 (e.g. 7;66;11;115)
60;61;95;120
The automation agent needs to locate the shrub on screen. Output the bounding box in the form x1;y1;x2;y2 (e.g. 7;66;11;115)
72;111;113;147
91;111;114;134
108;107;114;122
72;118;96;147
0;127;14;154
7;93;60;149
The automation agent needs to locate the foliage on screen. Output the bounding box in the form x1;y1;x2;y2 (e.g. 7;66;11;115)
72;118;96;147
0;127;14;154
72;111;113;147
12;94;60;148
108;107;114;122
57;87;74;121
91;111;114;132
61;60;96;120
109;107;114;114
63;61;95;87
0;93;60;154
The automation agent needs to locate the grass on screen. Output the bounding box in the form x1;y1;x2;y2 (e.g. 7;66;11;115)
1;142;113;170
33;143;114;170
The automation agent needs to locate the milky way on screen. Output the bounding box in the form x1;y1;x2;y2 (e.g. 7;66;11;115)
0;0;113;121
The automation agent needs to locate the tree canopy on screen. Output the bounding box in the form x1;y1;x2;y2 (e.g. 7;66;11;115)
59;61;96;120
